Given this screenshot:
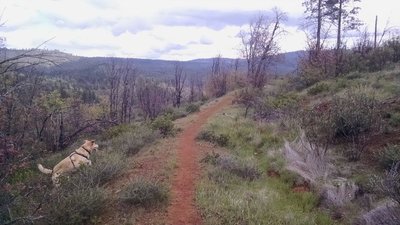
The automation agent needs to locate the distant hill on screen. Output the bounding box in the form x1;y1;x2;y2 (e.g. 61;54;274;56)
1;48;302;79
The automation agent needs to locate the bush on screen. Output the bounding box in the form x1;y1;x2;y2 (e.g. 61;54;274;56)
378;145;400;170
216;155;261;181
307;83;330;95
301;88;381;161
44;186;107;225
200;152;220;165
119;179;168;207
110;125;158;155
101;123;159;156
66;151;126;187
151;115;175;137
372;162;400;205
389;112;400;127
197;130;229;147
299;102;334;150
331;89;381;160
164;107;188;120
185;103;200;113
259;93;300;121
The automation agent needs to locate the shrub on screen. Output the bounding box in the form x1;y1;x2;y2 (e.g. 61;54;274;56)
378;145;400;170
234;88;260;117
197;130;229;147
301;88;381;161
110;125;158;155
43;186;107;225
68;151;126;187
307;83;330;95
200;152;220;165
389;112;400;127
119;179;168;207
164;107;188;120
299;102;334;151
372;162;400;205
185;103;200;113
151;115;175;137
216;155;261;181
331;89;381;160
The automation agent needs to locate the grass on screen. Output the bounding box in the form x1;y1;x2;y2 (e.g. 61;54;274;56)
42;186;107;225
198;107;283;159
197;167;335;225
119;178;168;207
2;121;163;225
196;107;336;225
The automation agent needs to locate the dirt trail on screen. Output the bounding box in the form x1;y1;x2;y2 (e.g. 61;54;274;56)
166;94;234;225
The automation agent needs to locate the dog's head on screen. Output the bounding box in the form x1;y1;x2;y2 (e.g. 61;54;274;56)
83;140;99;153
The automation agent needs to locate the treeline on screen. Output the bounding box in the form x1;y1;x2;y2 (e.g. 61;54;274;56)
297;0;400;87
0;48;247;182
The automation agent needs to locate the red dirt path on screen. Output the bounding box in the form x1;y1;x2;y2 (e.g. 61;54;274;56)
166;94;234;225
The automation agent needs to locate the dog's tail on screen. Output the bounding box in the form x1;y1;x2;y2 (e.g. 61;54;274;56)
37;164;53;174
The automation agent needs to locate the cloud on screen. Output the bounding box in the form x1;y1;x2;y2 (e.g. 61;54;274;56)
111;19;152;36
158;10;256;30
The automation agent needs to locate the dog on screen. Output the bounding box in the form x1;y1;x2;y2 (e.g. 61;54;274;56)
38;140;99;186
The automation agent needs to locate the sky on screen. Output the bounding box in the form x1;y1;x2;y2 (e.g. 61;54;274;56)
1;0;399;60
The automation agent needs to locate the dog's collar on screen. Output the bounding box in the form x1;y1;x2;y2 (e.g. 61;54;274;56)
72;151;89;160
81;146;91;155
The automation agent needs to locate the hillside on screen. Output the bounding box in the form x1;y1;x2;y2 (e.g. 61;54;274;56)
2;48;301;79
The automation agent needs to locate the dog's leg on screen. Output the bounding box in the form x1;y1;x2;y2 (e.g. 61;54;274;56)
52;173;61;187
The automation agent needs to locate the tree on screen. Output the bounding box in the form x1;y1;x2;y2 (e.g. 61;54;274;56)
136;78;170;119
119;60;136;123
105;59;121;122
188;75;204;102
207;55;228;97
172;62;186;108
302;0;326;58
240;9;287;88
325;0;362;74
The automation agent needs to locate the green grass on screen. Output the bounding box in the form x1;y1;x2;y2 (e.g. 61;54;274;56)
196;107;337;225
197;167;335;225
2;121;163;225
199;107;283;159
119;178;168;207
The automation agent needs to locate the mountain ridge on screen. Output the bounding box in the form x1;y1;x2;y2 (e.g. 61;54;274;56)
1;48;303;78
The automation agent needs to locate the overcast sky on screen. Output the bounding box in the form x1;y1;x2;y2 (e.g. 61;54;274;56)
1;0;399;60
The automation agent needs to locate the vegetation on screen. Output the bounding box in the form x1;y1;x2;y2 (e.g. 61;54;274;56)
2;1;400;224
119;179;168;207
196;109;335;225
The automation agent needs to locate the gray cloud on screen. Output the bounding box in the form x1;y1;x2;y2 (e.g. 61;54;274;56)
188;37;213;45
111;19;151;36
158;9;300;30
142;43;187;59
47;40;116;52
153;43;186;55
158;10;256;30
38;12;116;30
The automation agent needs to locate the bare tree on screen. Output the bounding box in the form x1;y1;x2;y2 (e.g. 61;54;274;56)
240;9;287;88
173;62;186;108
207;55;228;97
136;78;170;119
120;60;136;123
188;75;204;102
105;59;121;123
